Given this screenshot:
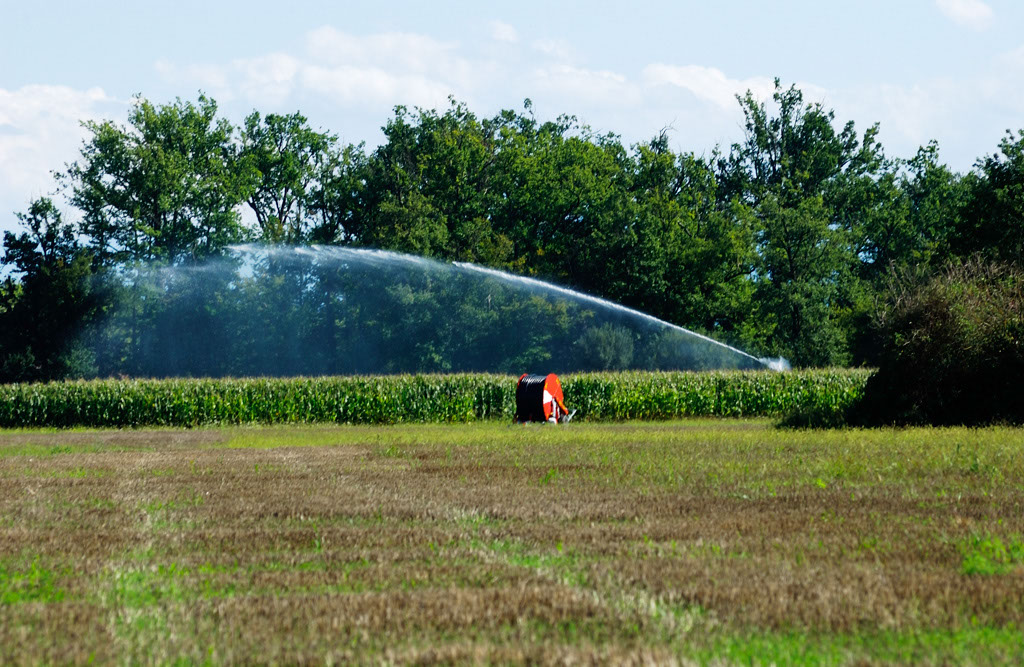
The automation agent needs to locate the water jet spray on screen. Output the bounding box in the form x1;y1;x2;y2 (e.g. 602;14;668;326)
452;261;788;372
86;245;787;377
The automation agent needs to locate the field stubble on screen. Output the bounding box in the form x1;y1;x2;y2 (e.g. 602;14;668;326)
1;421;1023;664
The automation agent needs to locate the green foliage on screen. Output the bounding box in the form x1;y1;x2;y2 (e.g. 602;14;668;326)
64;95;248;265
883;141;963;272
575;324;634;370
360;101;509;263
748;194;851;366
859;258;1024;425
957;130;1024;261
238;111;338;243
3;198;81;275
719;81;889;366
0;369;869;428
0;198;100;382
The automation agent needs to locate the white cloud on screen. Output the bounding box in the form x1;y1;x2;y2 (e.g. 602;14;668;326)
643;64;776;110
156;54;299;105
139;23;1023;173
305;26;458;74
155;59;231;96
156;27;485;113
973;45;1024;126
837;44;1024;161
298;27;486;110
531;39;574;62
837;80;960;150
998;44;1024;69
233;54;301;105
936;0;994;30
490;20;518;44
534;65;640;107
0;85;120;230
302;65;453;110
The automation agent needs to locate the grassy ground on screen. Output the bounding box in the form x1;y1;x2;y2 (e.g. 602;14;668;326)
1;420;1023;664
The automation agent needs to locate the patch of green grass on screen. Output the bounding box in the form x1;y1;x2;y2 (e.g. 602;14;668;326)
103;561;249;610
961;534;1024;575
107;564;191;607
225;427;351;449
0;557;67;604
0;442;105;458
82;495;119;510
1;465;111;479
139;488;206;515
477;537;595;590
692;626;1024;665
212;420;1024;499
0;441;161;459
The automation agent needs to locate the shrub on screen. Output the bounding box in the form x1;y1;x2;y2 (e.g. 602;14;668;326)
857;258;1024;425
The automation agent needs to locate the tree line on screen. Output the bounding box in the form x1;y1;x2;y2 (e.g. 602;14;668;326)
2;80;1022;381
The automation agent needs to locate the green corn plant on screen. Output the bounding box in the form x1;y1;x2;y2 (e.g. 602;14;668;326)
0;370;871;428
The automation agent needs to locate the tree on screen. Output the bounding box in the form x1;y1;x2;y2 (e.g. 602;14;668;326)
358;100;512;264
239;111;337;243
486;104;631;288
306;142;368;244
893;142;963;267
957;130;1024;262
65;95;248;265
3;198;80;275
628;139;755;339
0;198;98;381
750;195;850;365
575;323;634;370
718;81;886;365
356;105;454;258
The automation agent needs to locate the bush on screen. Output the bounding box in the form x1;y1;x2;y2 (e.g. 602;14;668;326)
857;258;1024;425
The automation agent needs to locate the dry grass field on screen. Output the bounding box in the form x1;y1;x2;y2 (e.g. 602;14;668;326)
2;420;1024;664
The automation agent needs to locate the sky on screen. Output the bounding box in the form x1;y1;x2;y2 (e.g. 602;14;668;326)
2;0;1023;234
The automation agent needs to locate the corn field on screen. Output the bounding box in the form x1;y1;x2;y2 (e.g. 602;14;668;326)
0;370;870;428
